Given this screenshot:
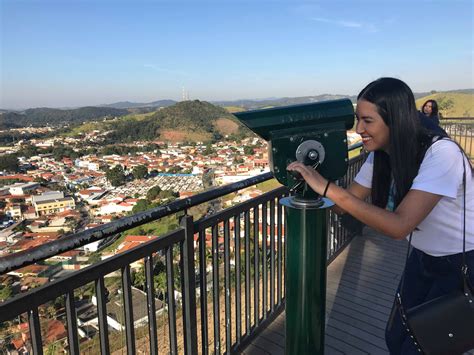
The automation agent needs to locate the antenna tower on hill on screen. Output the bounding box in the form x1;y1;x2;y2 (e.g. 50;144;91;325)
182;87;190;101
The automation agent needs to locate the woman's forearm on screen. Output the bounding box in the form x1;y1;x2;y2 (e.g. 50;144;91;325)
286;161;441;239
325;183;408;240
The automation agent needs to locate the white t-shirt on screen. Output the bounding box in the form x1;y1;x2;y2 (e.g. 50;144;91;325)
354;139;474;256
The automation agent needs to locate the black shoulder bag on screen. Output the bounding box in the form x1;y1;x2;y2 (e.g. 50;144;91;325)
396;151;474;355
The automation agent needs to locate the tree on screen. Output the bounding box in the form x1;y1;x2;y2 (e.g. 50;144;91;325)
167;165;183;174
34;177;48;184
244;146;255;155
159;190;179;199
154;272;167;301
202;169;215;188
438;97;454;112
146;185;162;201
202;144;215;156
132;267;146;290
132;165;148;180
0;154;19;172
0;284;12;301
132;199;160;213
211;132;223;142
88;252;102;263
106;165;126;187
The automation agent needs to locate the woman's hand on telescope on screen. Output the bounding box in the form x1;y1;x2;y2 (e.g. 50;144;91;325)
286;161;328;195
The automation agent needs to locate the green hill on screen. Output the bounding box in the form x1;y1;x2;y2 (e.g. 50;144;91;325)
149;100;232;131
416;93;474;117
102;100;252;143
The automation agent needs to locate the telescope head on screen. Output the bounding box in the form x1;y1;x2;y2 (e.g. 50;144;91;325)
234;99;354;200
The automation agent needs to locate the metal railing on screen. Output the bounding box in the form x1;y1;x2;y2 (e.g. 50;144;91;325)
440;117;474;159
0;144;366;355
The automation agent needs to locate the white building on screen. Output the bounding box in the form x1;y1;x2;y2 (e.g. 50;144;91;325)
8;182;40;195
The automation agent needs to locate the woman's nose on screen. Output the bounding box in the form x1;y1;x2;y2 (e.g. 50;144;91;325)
355;120;364;134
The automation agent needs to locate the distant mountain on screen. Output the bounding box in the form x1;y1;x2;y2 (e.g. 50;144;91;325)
101;100;177;109
2;88;472;128
0;106;129;127
214;90;474;110
0;112;22;129
212;94;356;110
445;88;474;94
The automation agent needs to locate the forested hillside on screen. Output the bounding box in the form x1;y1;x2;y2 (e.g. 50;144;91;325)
0;106;129;127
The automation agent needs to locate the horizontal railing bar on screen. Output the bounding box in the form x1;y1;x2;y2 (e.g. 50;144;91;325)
0;229;184;322
440;117;474;121
348;141;363;150
0;173;274;275
194;186;287;231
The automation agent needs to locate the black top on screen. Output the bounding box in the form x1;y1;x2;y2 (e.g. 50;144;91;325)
418;112;447;136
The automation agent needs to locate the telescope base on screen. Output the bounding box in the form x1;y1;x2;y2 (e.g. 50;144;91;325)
280;196;333;355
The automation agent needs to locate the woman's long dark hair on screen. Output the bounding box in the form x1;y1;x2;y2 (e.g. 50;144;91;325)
421;99;439;117
357;78;435;208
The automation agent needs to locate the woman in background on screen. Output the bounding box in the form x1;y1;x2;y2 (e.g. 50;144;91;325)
420;99;440;125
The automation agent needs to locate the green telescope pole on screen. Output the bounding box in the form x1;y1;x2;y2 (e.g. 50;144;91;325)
281;196;333;355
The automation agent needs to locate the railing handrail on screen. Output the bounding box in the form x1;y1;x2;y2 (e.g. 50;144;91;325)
440;117;474;121
0;142;364;275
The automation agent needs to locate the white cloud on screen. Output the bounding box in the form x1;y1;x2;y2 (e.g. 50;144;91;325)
143;64;187;76
312;17;378;32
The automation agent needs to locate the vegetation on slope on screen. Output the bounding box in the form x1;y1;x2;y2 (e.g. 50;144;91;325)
100;100;253;143
0;107;129;127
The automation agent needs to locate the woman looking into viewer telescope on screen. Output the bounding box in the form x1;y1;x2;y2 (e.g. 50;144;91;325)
287;77;473;354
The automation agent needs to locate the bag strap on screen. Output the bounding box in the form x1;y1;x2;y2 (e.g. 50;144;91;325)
398;145;469;299
460;152;470;292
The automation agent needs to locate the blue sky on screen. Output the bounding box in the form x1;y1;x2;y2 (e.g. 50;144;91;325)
1;0;473;109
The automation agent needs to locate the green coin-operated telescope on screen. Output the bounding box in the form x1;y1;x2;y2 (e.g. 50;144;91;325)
234;99;354;203
235;99;355;354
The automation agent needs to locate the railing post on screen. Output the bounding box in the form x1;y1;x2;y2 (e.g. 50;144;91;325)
180;214;198;355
